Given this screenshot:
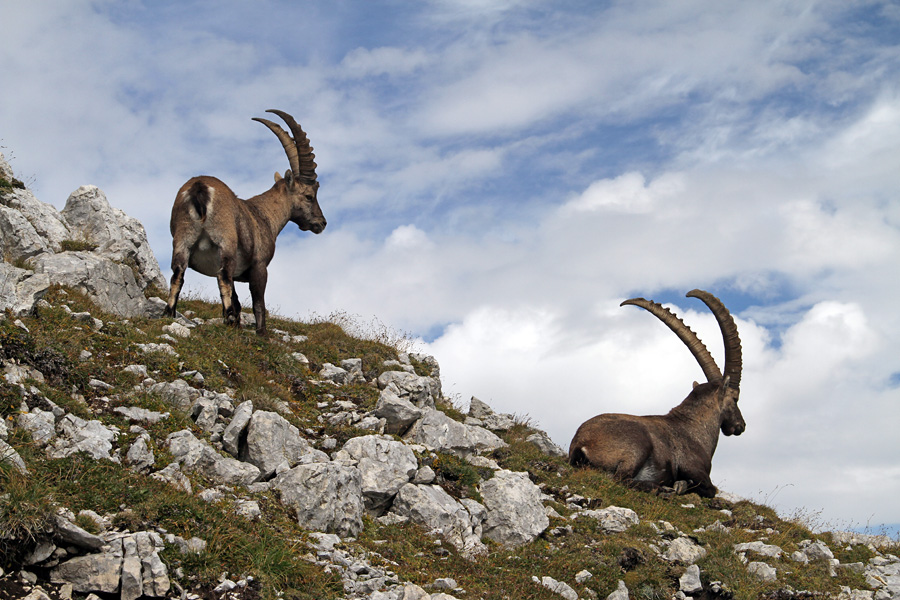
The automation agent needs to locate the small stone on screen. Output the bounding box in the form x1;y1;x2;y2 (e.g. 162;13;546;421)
747;561;777;582
679;564;703;594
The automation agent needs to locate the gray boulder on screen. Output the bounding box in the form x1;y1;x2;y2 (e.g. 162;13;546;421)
46;414;119;462
537;576;578;600
165;429;260;487
50;554;123;593
480;470;548;547
33;251;153;318
0;438;27;474
748;561;777;582
0;156;166;318
389;483;487;558
148;379;200;412
125;434;155;472
734;541;783;559
0;263;51;316
61;185;167;291
525;430;567;458
17;409;56;446
53;514;104;551
272;461;364;537
377;371;440;409
574;506;640;533
404;408;507;458
333;435;419;514
664;537;708;563
680;564;703;594
222;399;253;456
241;410;327;479
372;387;423;435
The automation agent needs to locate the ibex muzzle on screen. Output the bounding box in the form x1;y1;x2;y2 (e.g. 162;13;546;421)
164;110;325;335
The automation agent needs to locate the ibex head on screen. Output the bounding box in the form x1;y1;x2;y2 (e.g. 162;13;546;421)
622;289;745;437
252;109;326;234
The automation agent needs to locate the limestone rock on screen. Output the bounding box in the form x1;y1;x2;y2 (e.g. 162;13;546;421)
539;576;578;600
125;434;155;472
748;561;777;582
272;461;364;537
33;251;154;318
241;410;327;479
53;513;104;551
389;483;487;557
47;414;118;461
606;580;630;600
0;263;50;316
575;506;640;533
664;537;708;563
60;185;167;291
166;429;260;486
480;470;548;547
333;434;419;514
734;541;783;559
0;438;27;474
113;406;169;423
151;462;193;493
404;408;506;458
680;564;703;594
372;387;423;435
147;379;200;412
222;399;253;456
377;371;440;409
800;539;835;562
525;429;567;457
16;409;56;446
50;554;122;593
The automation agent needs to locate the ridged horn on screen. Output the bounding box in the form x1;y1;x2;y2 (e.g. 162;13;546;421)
252;110;318;185
266;109;317;184
621;297;722;383
686;289;742;390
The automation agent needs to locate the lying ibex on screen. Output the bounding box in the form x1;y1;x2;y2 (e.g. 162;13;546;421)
164;110;326;335
569;289;744;497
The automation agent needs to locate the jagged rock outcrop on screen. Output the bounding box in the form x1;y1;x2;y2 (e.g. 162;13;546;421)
0;152;166;318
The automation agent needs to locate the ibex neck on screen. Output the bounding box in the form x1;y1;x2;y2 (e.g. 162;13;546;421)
668;392;722;453
248;184;294;239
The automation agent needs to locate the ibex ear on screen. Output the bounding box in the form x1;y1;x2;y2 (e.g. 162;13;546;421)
273;172;282;182
283;169;295;186
692;381;699;389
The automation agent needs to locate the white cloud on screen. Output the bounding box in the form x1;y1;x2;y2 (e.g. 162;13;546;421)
563;171;686;214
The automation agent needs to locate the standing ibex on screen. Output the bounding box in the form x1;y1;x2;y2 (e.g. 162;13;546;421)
569;289;744;497
164;110;326;335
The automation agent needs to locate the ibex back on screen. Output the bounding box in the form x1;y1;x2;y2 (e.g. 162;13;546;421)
569;290;744;497
164;110;326;335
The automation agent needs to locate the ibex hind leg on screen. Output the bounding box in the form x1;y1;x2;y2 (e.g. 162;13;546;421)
216;258;241;328
165;258;187;318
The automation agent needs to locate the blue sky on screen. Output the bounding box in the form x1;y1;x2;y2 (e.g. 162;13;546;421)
2;0;899;535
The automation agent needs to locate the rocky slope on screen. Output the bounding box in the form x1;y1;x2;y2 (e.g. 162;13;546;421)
1;151;898;600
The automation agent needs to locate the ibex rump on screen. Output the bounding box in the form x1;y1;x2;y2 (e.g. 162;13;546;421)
164;110;325;335
569;290;744;498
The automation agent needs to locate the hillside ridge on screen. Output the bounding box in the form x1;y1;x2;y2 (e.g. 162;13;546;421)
1;150;898;600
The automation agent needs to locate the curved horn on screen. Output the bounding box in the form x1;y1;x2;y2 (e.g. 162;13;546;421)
252;116;301;179
621;297;722;383
686;289;742;390
266;109;318;184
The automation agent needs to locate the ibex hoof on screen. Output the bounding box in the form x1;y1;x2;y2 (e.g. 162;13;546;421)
673;480;690;495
